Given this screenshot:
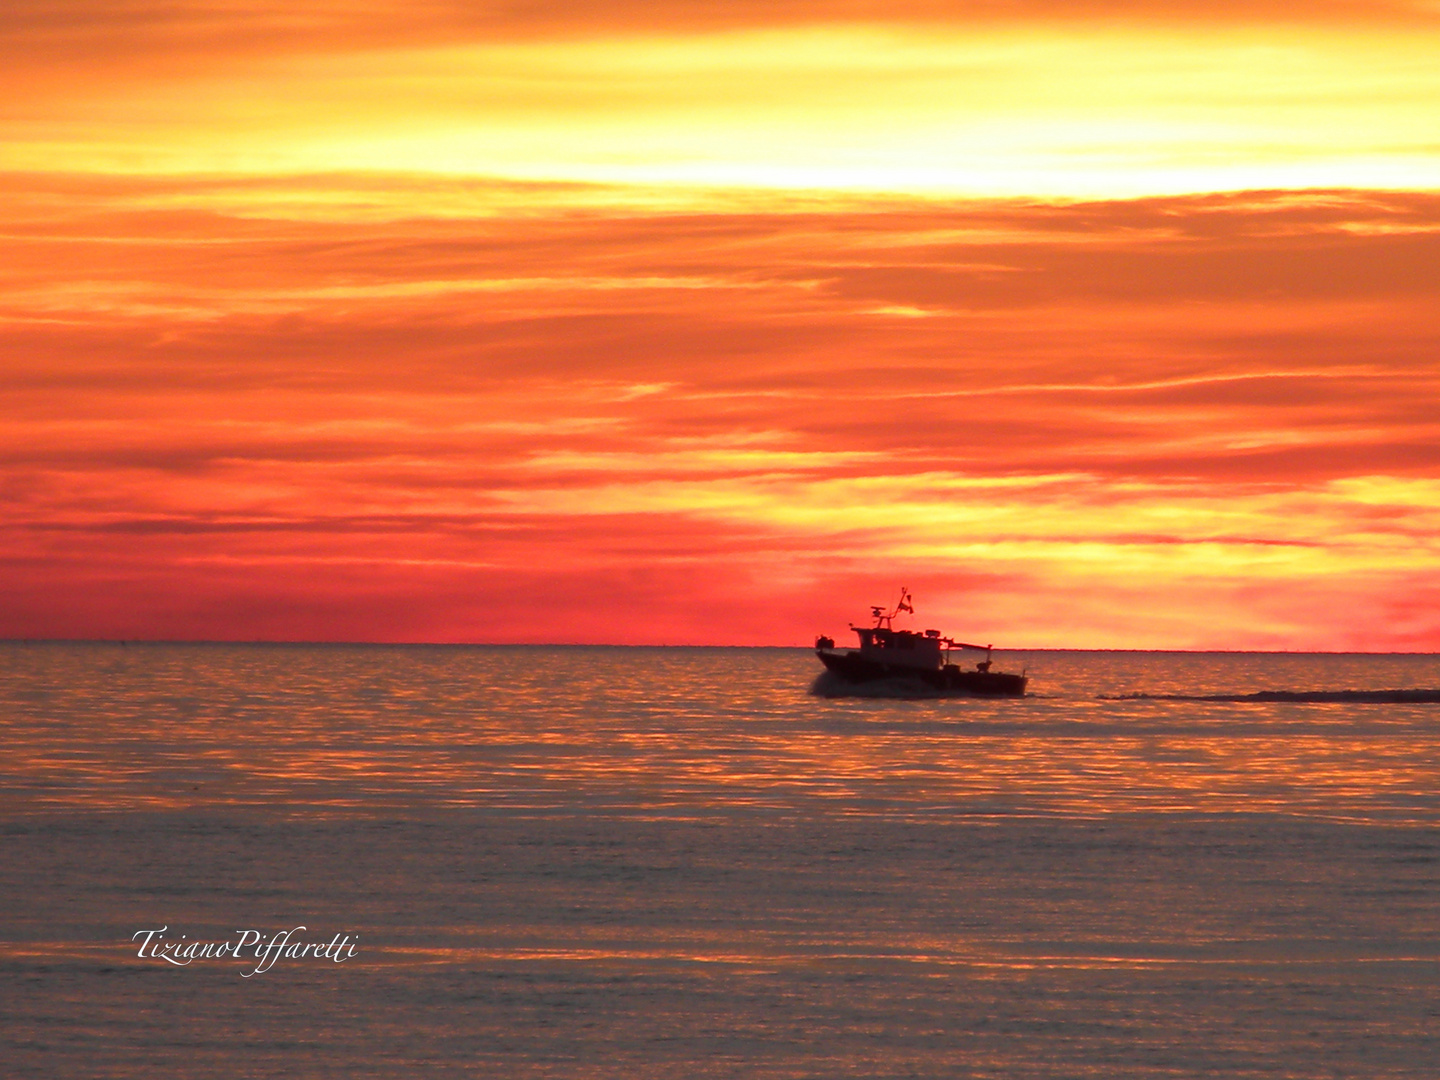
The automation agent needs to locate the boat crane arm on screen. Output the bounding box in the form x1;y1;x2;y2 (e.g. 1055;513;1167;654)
946;640;993;652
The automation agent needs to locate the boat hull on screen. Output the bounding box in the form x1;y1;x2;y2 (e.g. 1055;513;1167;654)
817;649;1027;697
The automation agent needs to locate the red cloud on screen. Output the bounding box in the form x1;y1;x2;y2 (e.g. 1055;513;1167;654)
4;179;1440;646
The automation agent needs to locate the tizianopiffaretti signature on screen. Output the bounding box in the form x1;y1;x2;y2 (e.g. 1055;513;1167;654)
131;925;358;977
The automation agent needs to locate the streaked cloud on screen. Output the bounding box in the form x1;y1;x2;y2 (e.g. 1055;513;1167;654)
6;11;1440;196
4;1;1439;646
2;172;1438;646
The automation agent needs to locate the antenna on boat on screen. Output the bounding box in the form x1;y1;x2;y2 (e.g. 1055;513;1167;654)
871;587;914;628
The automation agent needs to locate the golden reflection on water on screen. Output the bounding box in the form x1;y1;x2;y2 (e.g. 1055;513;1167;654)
2;644;1439;822
5;645;1439;1079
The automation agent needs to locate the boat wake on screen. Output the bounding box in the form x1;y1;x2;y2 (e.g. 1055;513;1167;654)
1099;689;1440;704
809;671;1012;700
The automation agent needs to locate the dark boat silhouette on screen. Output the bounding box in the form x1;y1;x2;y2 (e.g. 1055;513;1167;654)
815;589;1027;696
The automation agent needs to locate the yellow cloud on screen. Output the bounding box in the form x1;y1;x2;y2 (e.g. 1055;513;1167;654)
8;25;1440;199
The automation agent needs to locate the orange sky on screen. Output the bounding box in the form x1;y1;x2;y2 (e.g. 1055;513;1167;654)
3;1;1440;647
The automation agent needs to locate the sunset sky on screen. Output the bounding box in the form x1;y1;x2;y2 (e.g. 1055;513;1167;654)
3;0;1439;648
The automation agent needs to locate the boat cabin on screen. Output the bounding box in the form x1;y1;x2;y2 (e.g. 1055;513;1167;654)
851;626;946;671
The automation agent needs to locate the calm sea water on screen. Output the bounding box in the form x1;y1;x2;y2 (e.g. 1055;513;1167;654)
2;644;1438;1078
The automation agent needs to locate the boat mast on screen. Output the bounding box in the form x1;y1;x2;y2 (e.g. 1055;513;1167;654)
871;587;914;629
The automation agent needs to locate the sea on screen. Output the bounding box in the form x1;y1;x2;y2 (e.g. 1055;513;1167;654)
2;643;1438;1078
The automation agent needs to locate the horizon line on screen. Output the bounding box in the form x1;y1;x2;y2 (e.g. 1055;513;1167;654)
5;638;1437;656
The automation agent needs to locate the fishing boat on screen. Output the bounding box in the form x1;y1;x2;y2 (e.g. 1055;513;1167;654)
814;589;1027;696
